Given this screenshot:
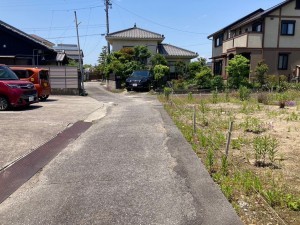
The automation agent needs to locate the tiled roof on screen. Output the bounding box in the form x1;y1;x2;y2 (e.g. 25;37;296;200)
106;25;165;41
207;9;264;38
231;0;293;30
208;0;294;38
0;20;53;50
158;44;198;58
30;34;55;47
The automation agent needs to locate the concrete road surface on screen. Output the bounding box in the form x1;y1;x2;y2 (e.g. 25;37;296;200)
0;82;243;225
0;95;105;170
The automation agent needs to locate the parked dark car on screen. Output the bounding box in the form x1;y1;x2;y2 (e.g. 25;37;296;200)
0;65;38;110
125;70;153;91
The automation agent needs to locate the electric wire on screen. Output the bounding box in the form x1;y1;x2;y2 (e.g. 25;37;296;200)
111;0;208;35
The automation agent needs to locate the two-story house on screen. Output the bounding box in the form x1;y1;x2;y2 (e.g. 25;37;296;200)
208;0;300;80
106;24;198;76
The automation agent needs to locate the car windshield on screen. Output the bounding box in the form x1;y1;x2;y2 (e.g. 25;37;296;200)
0;66;19;80
131;71;150;78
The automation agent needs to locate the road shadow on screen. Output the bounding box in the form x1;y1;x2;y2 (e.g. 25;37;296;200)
13;105;43;111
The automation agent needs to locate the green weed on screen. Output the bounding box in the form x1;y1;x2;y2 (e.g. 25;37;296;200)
206;148;215;174
242;117;266;133
253;135;279;166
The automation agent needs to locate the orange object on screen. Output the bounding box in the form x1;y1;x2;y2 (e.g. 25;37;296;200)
9;67;51;101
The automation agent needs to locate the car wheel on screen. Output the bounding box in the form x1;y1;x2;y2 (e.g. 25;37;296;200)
39;95;49;101
0;96;9;111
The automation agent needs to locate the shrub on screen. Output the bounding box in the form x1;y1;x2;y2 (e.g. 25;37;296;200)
257;92;269;105
242;117;266;134
164;87;172;100
238;86;251;101
195;67;212;89
211;75;224;91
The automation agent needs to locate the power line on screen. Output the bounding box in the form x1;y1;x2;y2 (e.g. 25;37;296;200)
21;24;106;31
51;5;104;12
111;0;208;35
46;33;103;39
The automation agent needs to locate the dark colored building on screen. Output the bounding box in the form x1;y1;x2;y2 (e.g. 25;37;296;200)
0;20;60;66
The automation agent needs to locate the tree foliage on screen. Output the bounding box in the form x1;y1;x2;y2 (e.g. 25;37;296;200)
175;61;187;78
254;61;269;87
187;57;207;79
97;45;152;81
226;55;250;89
195;67;212;89
154;64;170;88
151;54;167;67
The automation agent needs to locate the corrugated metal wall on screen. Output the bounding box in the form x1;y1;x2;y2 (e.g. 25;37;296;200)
48;66;79;89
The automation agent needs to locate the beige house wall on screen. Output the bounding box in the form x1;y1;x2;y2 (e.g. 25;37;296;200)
269;8;280;17
279;18;300;47
264;17;279;48
212;46;222;57
281;1;299;16
248;33;263;48
234;34;248;48
264;49;300;76
223;39;234;53
110;40;158;54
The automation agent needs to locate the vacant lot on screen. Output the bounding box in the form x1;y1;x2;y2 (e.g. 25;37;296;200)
159;90;300;225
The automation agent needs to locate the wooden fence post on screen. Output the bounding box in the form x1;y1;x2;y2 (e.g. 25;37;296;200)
225;121;234;157
193;105;196;135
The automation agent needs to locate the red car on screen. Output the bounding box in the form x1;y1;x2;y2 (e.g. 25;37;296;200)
0;65;38;111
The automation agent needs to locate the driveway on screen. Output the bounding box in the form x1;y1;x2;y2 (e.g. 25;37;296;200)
0;95;105;170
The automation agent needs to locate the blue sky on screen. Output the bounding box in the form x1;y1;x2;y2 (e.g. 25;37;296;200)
1;0;284;65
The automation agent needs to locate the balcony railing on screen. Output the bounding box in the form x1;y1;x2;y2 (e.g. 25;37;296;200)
222;32;263;53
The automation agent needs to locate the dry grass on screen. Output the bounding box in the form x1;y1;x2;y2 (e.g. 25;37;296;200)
159;91;300;225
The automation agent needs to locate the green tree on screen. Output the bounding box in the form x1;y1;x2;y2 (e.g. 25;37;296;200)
133;45;151;65
67;59;79;67
151;54;167;67
154;64;170;88
195;67;212;89
255;61;269;87
211;75;224;91
187;57;207;79
226;55;250;89
175;61;187;78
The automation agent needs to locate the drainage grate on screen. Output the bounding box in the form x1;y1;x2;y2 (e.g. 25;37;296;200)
0;121;92;204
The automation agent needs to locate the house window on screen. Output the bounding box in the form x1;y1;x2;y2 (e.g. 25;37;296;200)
278;54;289;70
252;23;262;32
281;20;295;35
214;60;223;75
296;0;300;9
215;34;223;47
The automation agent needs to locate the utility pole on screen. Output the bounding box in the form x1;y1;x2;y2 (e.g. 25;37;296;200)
74;11;85;95
104;0;112;54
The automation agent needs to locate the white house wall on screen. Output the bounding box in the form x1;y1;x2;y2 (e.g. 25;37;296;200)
111;40;158;54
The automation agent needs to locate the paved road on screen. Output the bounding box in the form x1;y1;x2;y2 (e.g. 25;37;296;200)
0;82;243;225
0;94;104;170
